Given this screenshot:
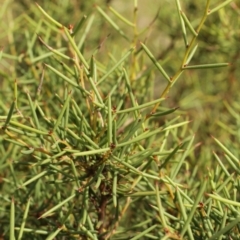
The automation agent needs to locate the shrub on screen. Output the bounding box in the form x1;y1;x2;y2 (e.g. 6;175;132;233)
0;0;239;239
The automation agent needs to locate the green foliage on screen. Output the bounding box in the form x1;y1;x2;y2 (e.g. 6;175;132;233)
0;0;239;239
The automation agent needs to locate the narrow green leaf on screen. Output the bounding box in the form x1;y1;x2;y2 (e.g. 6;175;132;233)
163;120;190;131
39;194;76;219
4;139;26;147
129;224;157;240
63;27;89;69
171;135;195;179
116;127;162;148
208;217;240;240
207;193;240;207
151;107;178;117
79;224;96;240
108;6;135;27
0;114;20;120
10;120;49;135
112;171;118;207
53;90;73;133
20;171;48;188
20;148;35;155
81;187;89;224
113;156;161;180
205;173;235;205
35;3;62;28
97;48;134;85
224;154;240;174
123;68;140;119
141;42;170;82
87;75;104;106
208;0;233;15
17;198;31;240
32;48;66;63
159;143;183;169
180;11;198;37
87;215;98;240
155;182;167;228
117;98;165;114
175;0;188;46
131;148;158;168
71;15;87;37
112;119;117;145
212;136;239;165
46;226;63;240
77;14;95;49
96;5;129;41
44;63;78;87
26;91;40;129
71;99;95;136
176;188;194;240
62;88;70;138
90;56;97;83
15;227;48;235
181;179;207;236
14;79;18;109
38;36;74;61
183;63;229;69
70;159;80;188
81;132;100;149
107;95;113;145
185;44;198;65
3;101;15;129
213;152;230;177
10;198;15;240
72;148;110;156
